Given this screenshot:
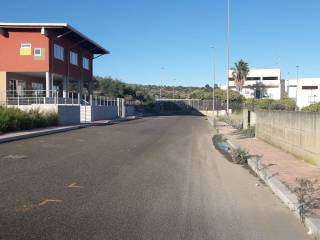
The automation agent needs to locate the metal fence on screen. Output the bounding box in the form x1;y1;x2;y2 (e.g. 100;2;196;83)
0;90;119;107
156;98;243;112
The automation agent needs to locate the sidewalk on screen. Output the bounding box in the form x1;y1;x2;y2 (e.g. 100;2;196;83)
216;121;320;218
0;116;139;144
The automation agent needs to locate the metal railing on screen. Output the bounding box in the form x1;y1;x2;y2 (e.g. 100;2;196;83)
0;90;119;107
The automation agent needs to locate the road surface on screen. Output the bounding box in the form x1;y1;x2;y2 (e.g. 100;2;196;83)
0;115;310;239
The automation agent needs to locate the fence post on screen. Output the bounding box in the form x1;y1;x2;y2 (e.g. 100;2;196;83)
72;92;74;106
17;93;20;106
78;93;80;105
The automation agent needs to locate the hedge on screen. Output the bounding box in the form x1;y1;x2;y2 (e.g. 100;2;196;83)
0;107;58;133
245;98;296;111
301;103;320;112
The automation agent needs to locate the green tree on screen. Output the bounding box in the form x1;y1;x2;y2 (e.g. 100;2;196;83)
232;60;250;91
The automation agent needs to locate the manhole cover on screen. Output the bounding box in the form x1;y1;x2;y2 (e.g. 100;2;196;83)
3;155;27;159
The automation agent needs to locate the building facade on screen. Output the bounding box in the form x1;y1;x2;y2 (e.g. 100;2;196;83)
286;78;320;108
0;23;109;103
228;68;282;100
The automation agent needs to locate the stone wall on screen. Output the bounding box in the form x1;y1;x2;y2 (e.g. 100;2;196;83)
255;110;320;164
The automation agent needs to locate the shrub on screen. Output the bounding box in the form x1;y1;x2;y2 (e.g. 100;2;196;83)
271;98;296;111
0;107;58;133
245;98;296;111
241;126;255;138
289;178;320;224
301;103;320;112
231;148;248;165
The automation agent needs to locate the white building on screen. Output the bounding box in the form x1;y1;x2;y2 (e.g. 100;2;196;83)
228;68;282;100
286;78;320;108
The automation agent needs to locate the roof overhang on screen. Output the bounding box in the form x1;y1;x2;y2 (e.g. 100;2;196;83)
0;22;110;55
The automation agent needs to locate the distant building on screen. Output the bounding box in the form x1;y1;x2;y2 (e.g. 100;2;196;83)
285;78;320;108
228;68;282;100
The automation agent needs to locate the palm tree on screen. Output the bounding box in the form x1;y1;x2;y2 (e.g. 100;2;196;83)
232;60;250;91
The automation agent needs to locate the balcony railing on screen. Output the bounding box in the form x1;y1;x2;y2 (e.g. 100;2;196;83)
0;90;119;107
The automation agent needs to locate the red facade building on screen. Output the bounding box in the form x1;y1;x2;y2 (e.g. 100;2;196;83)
0;23;109;102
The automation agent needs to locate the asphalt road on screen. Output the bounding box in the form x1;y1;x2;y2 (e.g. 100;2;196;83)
0;115;310;239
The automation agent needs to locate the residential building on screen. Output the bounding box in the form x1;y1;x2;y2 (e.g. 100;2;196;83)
286;78;320;108
228;68;282;100
0;22;109;103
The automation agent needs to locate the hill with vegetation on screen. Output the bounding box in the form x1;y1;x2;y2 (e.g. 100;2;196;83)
94;76;244;104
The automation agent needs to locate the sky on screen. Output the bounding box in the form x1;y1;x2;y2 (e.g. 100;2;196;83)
1;0;320;87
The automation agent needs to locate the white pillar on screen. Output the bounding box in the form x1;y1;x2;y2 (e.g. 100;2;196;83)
121;99;126;118
45;72;52;97
63;76;68;98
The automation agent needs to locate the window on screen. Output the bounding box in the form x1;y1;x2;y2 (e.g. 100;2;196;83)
21;43;31;48
83;57;90;70
228;78;234;81
247;77;260;81
54;44;64;61
20;43;32;56
263;77;278;80
302;86;318;90
70;51;78;65
34;48;42;57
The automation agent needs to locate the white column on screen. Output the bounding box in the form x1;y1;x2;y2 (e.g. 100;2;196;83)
45;72;52;97
63;76;68;98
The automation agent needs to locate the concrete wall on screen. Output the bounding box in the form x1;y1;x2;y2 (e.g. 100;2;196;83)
200;110;232;117
255;110;320;164
57;105;80;125
126;106;135;116
12;104;80;125
92;105;117;121
243;109;256;129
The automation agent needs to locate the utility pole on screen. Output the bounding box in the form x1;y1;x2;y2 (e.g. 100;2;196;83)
226;0;230;119
160;67;165;99
172;78;176;99
295;66;299;111
211;46;216;126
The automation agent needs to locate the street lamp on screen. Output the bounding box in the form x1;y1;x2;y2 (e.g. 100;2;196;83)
211;46;216;126
160;67;165;99
172;78;176;99
226;0;230;119
295;66;300;111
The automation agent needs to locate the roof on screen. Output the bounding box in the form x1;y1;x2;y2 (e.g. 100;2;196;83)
0;22;109;55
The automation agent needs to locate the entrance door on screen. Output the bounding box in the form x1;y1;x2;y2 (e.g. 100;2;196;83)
255;89;261;99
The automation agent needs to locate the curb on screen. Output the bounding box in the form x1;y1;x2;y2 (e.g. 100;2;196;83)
0;125;84;144
0;116;139;144
218;131;320;236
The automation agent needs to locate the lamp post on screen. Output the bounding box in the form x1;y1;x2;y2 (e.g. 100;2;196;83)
211;46;216;126
295;66;300;111
160;67;165;99
226;0;230;119
172;78;176;99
